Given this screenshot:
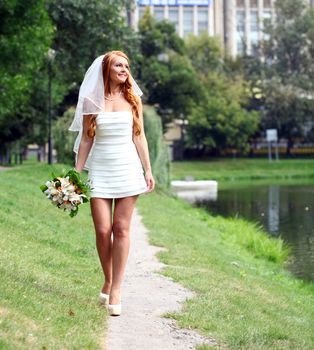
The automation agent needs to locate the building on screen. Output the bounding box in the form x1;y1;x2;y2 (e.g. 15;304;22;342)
131;1;223;41
131;0;314;56
224;0;275;56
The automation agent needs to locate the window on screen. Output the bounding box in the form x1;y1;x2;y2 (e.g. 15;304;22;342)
154;7;164;21
168;7;179;33
250;0;258;7
236;0;245;7
250;10;259;32
237;39;245;55
264;0;271;8
262;10;272;28
236;10;245;33
263;10;272;20
250;31;259;45
236;9;245;55
250;31;259;55
198;7;208;34
183;7;193;37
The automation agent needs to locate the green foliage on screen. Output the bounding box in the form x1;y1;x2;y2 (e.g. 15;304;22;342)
260;0;314;145
183;34;260;155
0;0;142;156
262;82;314;143
186;48;260;154
53;107;77;165
264;0;314;88
142;53;203;123
139;8;184;58
48;0;138;86
139;11;202;123
201;213;289;264
0;0;54;148
185;32;223;75
143;106;170;190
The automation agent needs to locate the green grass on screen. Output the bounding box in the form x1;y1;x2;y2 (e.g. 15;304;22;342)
0;162;107;349
171;159;314;182
137;192;314;350
1;161;313;349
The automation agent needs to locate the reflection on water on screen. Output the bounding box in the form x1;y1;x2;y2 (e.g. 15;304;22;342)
194;184;314;281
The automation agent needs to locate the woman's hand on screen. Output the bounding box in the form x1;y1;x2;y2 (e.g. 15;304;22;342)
145;170;155;193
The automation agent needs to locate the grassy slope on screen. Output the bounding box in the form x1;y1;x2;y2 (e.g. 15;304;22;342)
1;161;313;349
0;163;107;350
171;159;314;181
137;192;314;350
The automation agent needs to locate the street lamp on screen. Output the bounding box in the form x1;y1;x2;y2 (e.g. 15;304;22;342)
176;115;189;160
47;48;56;164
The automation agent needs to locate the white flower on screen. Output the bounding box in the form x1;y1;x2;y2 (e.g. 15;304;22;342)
69;193;81;203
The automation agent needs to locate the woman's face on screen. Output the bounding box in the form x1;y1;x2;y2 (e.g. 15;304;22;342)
109;56;129;85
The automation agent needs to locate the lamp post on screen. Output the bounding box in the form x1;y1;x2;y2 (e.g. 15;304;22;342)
176;115;189;160
47;48;56;164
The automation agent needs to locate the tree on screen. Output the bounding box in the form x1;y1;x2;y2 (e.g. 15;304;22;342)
185;32;223;75
22;0;139;162
48;0;139;89
187;72;260;155
0;0;54;159
184;34;260;155
138;10;202;125
261;0;314;152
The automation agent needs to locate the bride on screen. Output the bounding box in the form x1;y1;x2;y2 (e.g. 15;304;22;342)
69;51;155;316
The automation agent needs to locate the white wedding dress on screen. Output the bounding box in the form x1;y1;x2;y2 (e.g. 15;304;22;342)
88;111;148;198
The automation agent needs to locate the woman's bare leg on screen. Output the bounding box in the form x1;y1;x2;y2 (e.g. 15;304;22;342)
110;195;138;304
90;198;113;294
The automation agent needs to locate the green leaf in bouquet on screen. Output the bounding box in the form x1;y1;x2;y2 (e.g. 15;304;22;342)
70;207;78;218
40;185;48;192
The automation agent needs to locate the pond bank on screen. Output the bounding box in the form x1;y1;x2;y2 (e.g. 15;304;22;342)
137;192;314;350
171;159;314;182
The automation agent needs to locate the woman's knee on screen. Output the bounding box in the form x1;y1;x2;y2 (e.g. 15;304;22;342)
95;225;112;240
112;222;129;239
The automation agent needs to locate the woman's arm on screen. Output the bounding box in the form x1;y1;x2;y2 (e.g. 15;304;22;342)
75;115;95;173
133;100;155;192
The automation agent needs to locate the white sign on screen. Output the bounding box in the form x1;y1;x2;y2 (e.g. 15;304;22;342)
266;129;278;142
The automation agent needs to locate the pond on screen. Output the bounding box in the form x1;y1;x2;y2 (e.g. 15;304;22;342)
185;181;314;281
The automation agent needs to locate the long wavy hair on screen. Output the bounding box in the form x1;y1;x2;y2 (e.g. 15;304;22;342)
88;50;141;138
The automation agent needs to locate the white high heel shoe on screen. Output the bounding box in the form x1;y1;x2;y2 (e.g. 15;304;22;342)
99;292;110;306
108;303;122;316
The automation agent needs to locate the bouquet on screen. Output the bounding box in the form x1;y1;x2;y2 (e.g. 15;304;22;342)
40;168;91;217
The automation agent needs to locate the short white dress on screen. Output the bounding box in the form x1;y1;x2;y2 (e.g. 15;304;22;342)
88;111;148;198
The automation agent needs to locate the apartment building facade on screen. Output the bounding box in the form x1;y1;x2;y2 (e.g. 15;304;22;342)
131;0;313;56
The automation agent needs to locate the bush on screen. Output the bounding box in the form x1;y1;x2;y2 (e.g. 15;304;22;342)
143;105;170;190
53;107;77;165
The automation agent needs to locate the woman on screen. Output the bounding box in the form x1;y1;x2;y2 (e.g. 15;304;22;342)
70;51;155;316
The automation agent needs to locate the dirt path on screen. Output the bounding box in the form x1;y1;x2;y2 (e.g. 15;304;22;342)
106;209;216;350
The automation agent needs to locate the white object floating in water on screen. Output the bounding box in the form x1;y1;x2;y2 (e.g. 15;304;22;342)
171;180;218;202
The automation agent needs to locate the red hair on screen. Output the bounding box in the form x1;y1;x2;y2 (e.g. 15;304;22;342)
88;50;141;138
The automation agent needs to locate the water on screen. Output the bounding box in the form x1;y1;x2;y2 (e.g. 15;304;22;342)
193;183;314;281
